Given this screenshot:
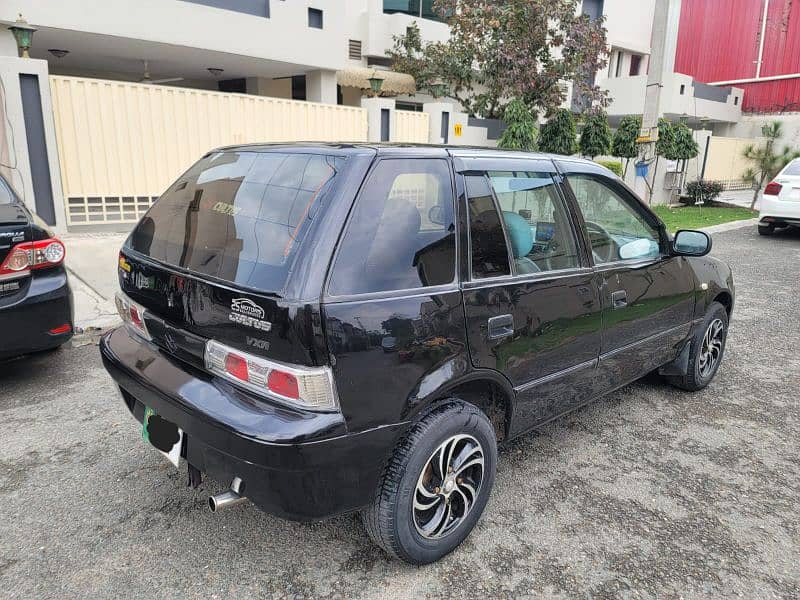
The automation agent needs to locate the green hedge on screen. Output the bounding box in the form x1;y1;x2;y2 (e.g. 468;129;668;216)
595;160;623;177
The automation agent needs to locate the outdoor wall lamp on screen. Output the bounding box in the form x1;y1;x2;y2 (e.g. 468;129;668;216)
9;14;36;58
367;72;384;97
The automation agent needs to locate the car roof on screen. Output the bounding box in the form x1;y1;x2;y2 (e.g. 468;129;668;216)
207;141;600;167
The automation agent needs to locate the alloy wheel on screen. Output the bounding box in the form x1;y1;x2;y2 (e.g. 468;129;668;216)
698;318;725;379
412;434;484;540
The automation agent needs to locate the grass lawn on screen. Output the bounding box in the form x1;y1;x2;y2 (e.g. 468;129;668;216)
652;205;758;233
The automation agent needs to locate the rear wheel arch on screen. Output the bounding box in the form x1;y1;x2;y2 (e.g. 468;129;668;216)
409;372;514;443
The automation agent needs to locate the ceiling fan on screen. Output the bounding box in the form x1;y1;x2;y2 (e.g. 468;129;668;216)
139;60;184;85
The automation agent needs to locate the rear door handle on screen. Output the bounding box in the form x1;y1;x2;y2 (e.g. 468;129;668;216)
611;290;627;309
488;314;514;340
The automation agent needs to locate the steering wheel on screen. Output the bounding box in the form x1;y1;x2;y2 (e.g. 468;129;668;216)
584;221;618;263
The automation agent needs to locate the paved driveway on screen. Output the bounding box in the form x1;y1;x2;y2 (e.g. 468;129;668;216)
1;226;799;599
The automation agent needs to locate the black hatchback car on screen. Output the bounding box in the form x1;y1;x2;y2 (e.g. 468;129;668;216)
0;175;73;360
101;144;734;564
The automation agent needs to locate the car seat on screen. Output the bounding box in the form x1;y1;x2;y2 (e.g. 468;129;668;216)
502;211;539;274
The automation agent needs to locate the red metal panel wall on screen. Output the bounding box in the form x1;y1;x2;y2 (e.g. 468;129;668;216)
674;0;800;112
761;0;800;77
675;0;762;82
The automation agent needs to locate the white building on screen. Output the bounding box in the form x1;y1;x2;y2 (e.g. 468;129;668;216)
595;0;742;128
0;0;449;106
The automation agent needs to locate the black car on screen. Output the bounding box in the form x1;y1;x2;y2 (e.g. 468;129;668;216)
0;176;73;360
100;144;734;564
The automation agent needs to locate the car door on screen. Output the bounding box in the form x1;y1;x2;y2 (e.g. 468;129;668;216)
558;161;695;392
457;156;603;437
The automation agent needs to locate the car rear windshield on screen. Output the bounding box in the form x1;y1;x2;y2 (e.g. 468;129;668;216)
127;151;344;293
783;160;800;176
0;177;15;204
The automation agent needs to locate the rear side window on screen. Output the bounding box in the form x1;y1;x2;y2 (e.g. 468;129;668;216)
128;151;342;292
328;158;455;295
466;175;511;279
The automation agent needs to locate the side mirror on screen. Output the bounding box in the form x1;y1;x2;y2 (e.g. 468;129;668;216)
673;230;711;257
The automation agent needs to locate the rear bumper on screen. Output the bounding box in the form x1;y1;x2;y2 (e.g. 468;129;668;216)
0;268;73;360
760;195;800;225
100;327;405;521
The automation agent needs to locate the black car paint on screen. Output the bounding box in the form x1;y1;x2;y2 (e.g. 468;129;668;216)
0;188;73;360
100;144;734;522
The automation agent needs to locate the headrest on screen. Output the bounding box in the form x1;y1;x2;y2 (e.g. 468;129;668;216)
502;211;533;259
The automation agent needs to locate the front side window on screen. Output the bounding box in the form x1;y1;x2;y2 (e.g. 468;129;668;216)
487;171;581;274
328;159;455;295
566;174;661;264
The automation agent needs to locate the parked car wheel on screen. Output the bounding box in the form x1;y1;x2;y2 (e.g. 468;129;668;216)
667;301;729;391
758;223;775;236
361;400;497;564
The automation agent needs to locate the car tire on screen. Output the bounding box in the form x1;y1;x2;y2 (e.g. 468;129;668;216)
758;223;775;236
668;301;729;392
361;400;497;565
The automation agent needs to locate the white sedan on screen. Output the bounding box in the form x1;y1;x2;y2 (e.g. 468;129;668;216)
759;158;800;235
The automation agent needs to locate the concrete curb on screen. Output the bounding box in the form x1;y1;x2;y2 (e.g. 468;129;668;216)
699;218;760;234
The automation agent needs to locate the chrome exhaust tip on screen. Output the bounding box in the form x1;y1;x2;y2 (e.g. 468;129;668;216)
208;477;246;512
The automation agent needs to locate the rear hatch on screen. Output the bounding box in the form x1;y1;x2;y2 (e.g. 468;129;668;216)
119;148;348;369
0;191;32;297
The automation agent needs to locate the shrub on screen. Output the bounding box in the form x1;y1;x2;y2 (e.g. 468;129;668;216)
579;109;612;159
685;180;724;206
497;99;538;151
539;108;577;155
596;160;623;177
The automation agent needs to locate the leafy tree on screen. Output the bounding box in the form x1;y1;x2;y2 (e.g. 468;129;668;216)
742;121;800;209
611;115;641;177
670;122;700;193
655;118;677;159
641;118;676;204
671;123;699;161
497;99;538;151
539;108;578;155
388;1;609;118
579;110;611;159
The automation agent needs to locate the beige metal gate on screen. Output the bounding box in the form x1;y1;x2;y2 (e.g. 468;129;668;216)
50;76;369;225
702;136;755;190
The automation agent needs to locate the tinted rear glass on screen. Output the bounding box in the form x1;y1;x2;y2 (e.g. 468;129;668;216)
128;151;343;292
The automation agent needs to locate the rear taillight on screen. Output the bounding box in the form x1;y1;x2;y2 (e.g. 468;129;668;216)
764;181;782;196
115;292;152;341
0;238;65;277
204;339;338;411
